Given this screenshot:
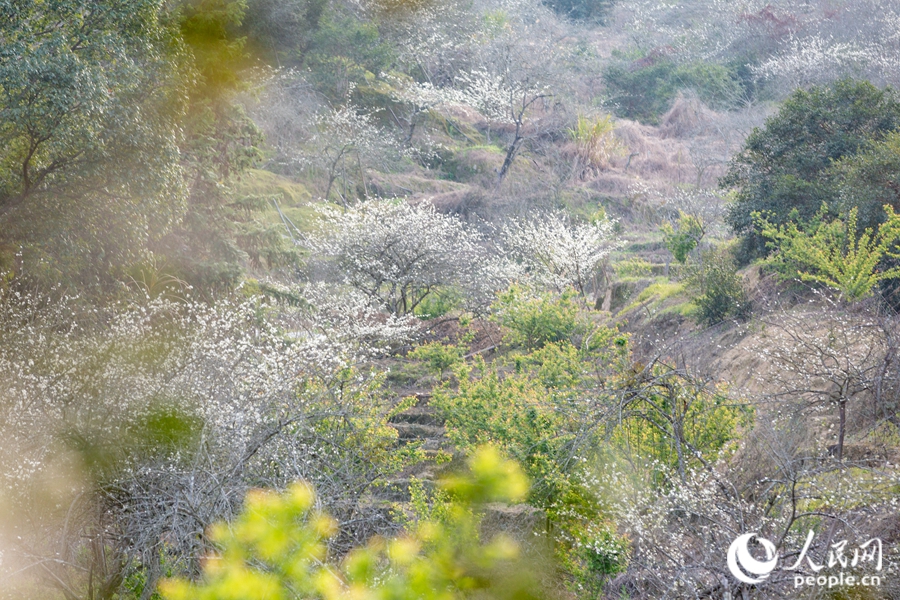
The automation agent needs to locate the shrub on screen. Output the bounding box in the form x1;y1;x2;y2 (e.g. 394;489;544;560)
604;57;745;123
432;348;630;593
493;286;581;351
309;199;484;315
683;247;750;325
613;257;653;279
603;59;676;124
661;211;705;264
672;62;745;110
756;204;900;301
409;340;465;380
568;113;624;173
160;446;542;600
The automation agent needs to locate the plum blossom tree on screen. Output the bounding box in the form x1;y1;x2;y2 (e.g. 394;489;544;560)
0;284;422;598
308;199;490;315
607;384;900;599
455;68;553;185
500;212;617;297
250;76;402;203
310;105;402;204
752;0;900;91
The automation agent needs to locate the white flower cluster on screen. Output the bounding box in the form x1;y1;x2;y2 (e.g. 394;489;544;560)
0;284;420;577
290;282;421;371
500;212;618;296
620;0;900;90
754;35;900;88
308;198;489;314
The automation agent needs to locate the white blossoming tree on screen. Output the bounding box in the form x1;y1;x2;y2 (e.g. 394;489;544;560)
311;105;401;204
500;212;618;297
455;68;553;185
0;285;422;597
309;199;489;315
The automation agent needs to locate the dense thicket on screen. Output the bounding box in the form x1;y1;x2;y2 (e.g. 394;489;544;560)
722;79;900;259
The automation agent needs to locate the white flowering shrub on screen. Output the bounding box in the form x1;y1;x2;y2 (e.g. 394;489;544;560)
309;199;491;315
607;423;900;599
253;84;402;202
617;0;900;96
500;212;618;297
289;282;421;370
0;284;422;595
375;0;482;82
750;0;900;90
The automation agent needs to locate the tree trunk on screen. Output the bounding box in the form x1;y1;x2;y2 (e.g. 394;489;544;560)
837;398;847;461
497;135;522;186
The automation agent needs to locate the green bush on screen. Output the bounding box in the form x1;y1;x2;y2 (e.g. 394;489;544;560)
432;348;630;592
493;286;582;351
409;340;465;380
672;62;745;110
756;204;900;301
661;211;705;264
613;257;653;279
683;248;750;326
603;59;676;124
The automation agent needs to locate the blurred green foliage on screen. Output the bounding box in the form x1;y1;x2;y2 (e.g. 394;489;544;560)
160;446;548;600
0;0;287;294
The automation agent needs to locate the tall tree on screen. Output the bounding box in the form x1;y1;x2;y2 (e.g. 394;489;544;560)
722;79;900;260
0;0;188;285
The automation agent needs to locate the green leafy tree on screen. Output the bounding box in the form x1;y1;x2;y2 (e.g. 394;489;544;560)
756;204;900;301
722;79;900;259
833;129;900;233
0;0;188;286
160;446;545;600
0;0;277;292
